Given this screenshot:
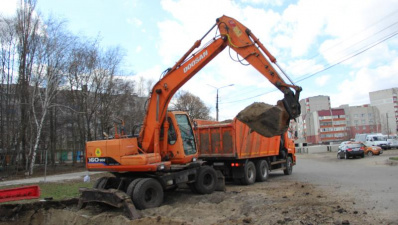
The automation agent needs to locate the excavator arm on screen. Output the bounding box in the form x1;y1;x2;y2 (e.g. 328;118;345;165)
139;15;301;153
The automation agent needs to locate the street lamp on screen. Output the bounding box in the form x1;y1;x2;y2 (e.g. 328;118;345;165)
207;84;234;121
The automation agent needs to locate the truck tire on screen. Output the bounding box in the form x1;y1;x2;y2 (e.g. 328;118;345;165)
283;157;293;175
194;166;217;194
132;178;164;209
255;160;269;182
241;161;256;185
93;177;108;189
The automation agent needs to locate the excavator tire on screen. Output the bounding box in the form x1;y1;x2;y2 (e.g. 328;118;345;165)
236;101;289;137
126;178;143;199
93;177;108;189
132;178;164;210
194;166;217;194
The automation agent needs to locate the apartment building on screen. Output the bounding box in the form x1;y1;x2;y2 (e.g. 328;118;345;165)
369;88;398;135
299;95;331;113
297;96;335;143
338;104;381;140
318;108;348;142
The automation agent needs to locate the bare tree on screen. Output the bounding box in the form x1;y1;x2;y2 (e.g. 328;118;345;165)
28;18;71;175
15;0;40;171
0;16;18;174
172;90;211;120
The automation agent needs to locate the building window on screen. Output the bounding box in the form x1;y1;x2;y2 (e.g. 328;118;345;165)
363;126;366;129
362;119;366;124
368;113;372;117
354;114;358;118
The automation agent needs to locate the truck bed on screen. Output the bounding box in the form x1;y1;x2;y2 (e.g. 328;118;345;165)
195;119;281;160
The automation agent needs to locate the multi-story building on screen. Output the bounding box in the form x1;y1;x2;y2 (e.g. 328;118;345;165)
299;95;331;113
318;108;348;142
369;88;398;136
338;104;381;139
297;96;335;143
296;106;348;144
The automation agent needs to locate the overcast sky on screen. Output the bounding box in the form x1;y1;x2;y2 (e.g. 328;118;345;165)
2;0;398;120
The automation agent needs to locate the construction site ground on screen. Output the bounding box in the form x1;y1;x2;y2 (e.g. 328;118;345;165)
1;150;397;225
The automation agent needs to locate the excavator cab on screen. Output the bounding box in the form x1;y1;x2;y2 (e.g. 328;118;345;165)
161;111;198;164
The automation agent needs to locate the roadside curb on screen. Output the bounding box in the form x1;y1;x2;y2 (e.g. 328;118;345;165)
386;159;398;166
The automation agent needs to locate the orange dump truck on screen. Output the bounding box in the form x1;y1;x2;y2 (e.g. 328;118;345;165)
195;118;296;184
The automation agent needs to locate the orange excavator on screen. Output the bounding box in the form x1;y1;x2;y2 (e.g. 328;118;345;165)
80;15;301;217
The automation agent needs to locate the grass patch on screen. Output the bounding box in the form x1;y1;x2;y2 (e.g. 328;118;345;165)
389;157;398;161
0;173;107;204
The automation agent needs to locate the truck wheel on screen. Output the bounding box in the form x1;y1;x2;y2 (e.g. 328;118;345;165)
283;157;293;175
93;177;108;189
132;178;164;209
255;160;269;182
241;161;256;185
126;178;142;199
194;166;217;194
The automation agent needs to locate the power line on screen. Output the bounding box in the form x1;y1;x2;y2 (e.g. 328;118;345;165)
296;30;398;83
222;12;398;101
221;29;398;104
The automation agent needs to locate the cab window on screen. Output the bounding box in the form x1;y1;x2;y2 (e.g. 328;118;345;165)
175;114;197;155
160;117;177;145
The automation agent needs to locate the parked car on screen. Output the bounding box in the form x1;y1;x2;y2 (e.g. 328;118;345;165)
337;142;365;159
362;144;382;156
338;141;350;151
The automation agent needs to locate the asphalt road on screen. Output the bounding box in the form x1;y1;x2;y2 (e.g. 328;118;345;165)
271;150;398;221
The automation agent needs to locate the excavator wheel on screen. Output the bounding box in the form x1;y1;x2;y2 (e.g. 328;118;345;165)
132;178;164;210
126;178;143;199
93;177;109;189
93;177;120;190
194;166;217;194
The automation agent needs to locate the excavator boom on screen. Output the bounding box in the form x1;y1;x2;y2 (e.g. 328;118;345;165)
139;15;301;152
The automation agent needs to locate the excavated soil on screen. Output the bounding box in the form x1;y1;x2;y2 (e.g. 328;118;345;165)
0;179;388;225
236;102;289;137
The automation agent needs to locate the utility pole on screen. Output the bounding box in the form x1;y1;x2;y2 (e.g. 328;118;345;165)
386;113;390;138
207;84;234;121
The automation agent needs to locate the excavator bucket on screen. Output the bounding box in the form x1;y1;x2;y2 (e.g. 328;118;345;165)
236;101;290;137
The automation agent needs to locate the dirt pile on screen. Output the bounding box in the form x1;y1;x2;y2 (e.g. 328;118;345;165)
0;179;386;225
236;101;289;137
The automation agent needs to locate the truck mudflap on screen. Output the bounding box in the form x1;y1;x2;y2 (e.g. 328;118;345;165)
215;170;226;191
78;188;141;220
